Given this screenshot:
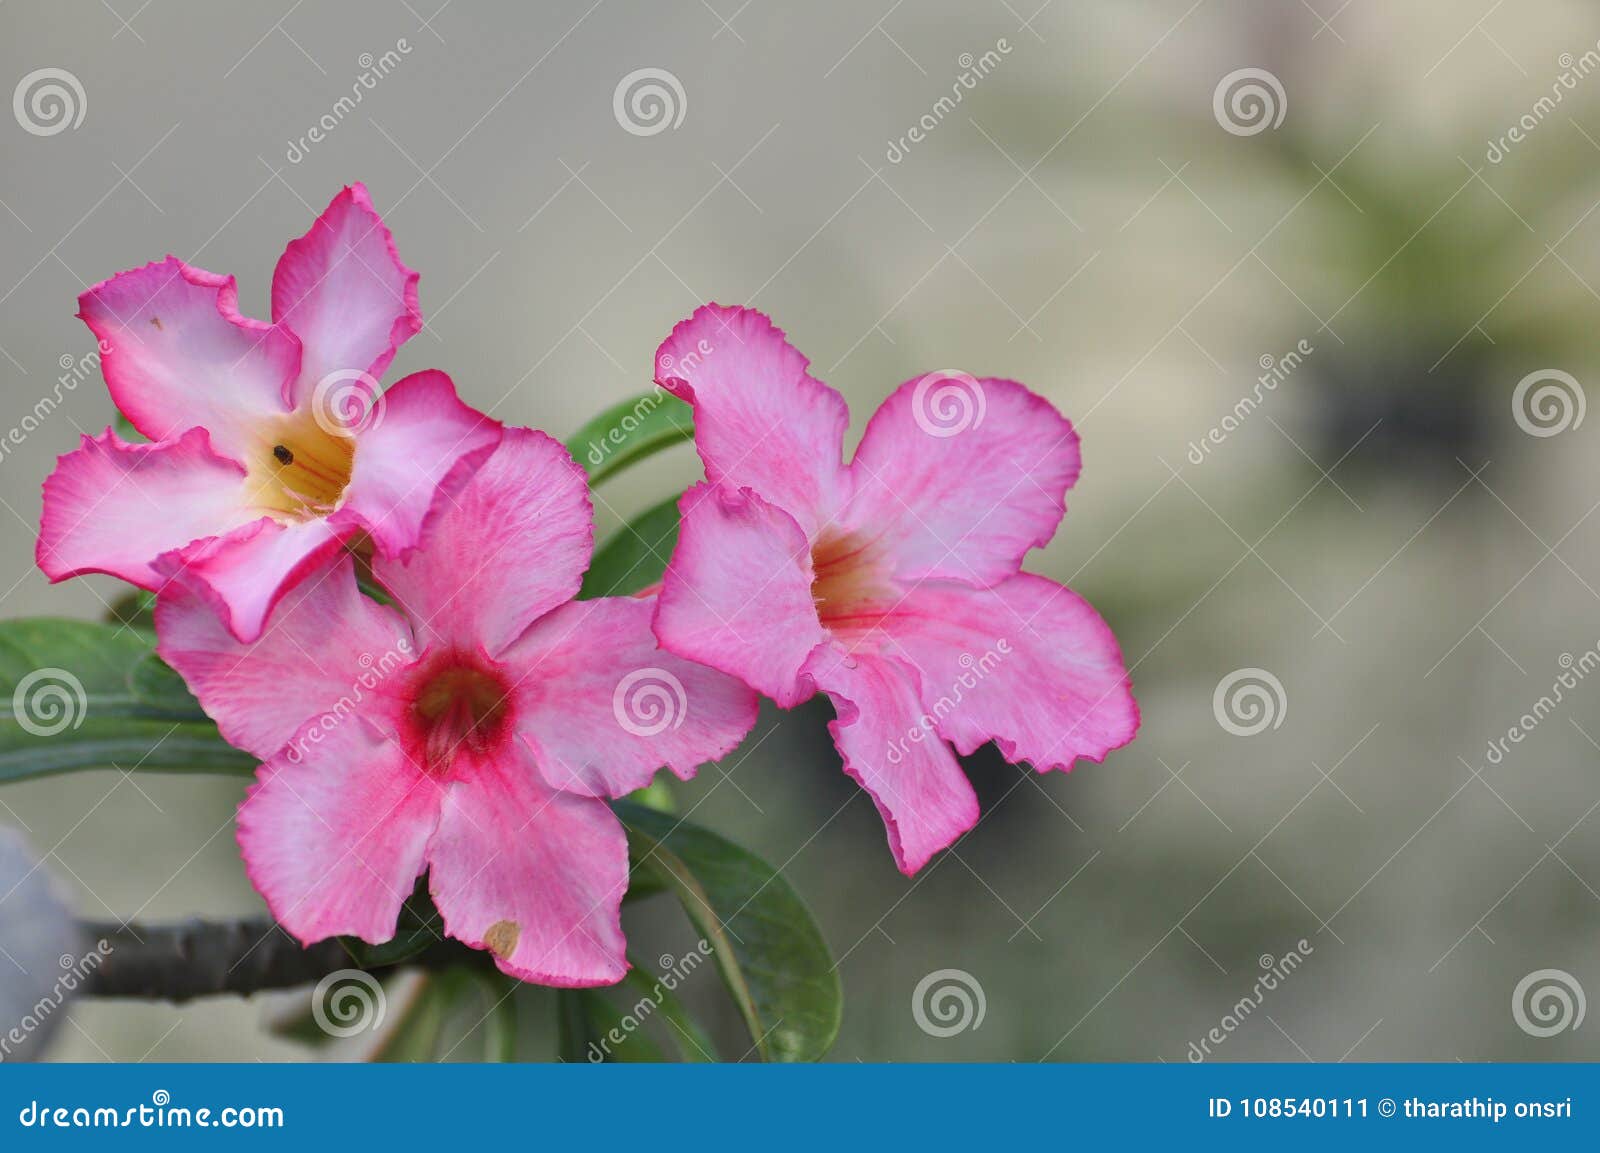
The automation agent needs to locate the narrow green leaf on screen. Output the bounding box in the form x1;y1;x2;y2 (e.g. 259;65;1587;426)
564;391;693;486
0;618;254;784
615;801;842;1062
578;492;681;600
369;971;476;1063
473;972;519;1062
556;959;720;1061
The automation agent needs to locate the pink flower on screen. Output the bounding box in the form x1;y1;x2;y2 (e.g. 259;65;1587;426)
651;305;1139;875
156;428;759;985
38;184;500;642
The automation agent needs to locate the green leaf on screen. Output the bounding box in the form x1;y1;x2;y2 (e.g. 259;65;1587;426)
0;618;254;784
556;962;720;1063
578;492;681;599
473;973;519;1062
104;589;155;630
564;392;693;486
369;971;476;1063
615;801;842;1062
556;987;666;1062
339;887;445;969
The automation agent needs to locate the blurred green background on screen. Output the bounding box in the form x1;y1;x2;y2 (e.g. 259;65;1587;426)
1;0;1598;1060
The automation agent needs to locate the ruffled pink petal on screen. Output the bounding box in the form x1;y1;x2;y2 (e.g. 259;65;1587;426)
334;370;501;558
77;258;301;463
372;427;592;658
655;305;850;536
502;596;758;798
37;427;258;588
802;645;979;875
155;555;416;761
881;573;1139;771
238;714;442;945
426;743;628;986
272;184;422;401
156;516;347;644
653;483;824;709
845;376;1081;586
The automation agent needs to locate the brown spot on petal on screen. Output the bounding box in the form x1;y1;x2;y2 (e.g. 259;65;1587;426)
149;316;163;330
485;920;520;959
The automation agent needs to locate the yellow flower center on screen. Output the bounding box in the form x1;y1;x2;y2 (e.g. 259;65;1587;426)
248;411;357;521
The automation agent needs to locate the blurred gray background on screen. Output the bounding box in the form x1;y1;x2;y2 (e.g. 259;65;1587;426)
2;0;1599;1061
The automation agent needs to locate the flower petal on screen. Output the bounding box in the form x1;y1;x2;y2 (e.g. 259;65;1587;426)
655;305;850;536
77;258;301;462
157;516;348;644
846;376;1080;586
155;556;416;761
238;715;441;946
653;482;824;709
426;744;628;986
335;369;501;558
372;427;592;657
37;427;257;588
803;645;979;875
272;183;422;399
882;573;1139;770
503;596;758;798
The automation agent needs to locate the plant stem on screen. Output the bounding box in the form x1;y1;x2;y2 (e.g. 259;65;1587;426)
80;918;477;1002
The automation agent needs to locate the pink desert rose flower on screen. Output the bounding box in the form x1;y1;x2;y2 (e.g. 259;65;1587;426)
155;427;759;986
37;183;500;642
651;305;1139;875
